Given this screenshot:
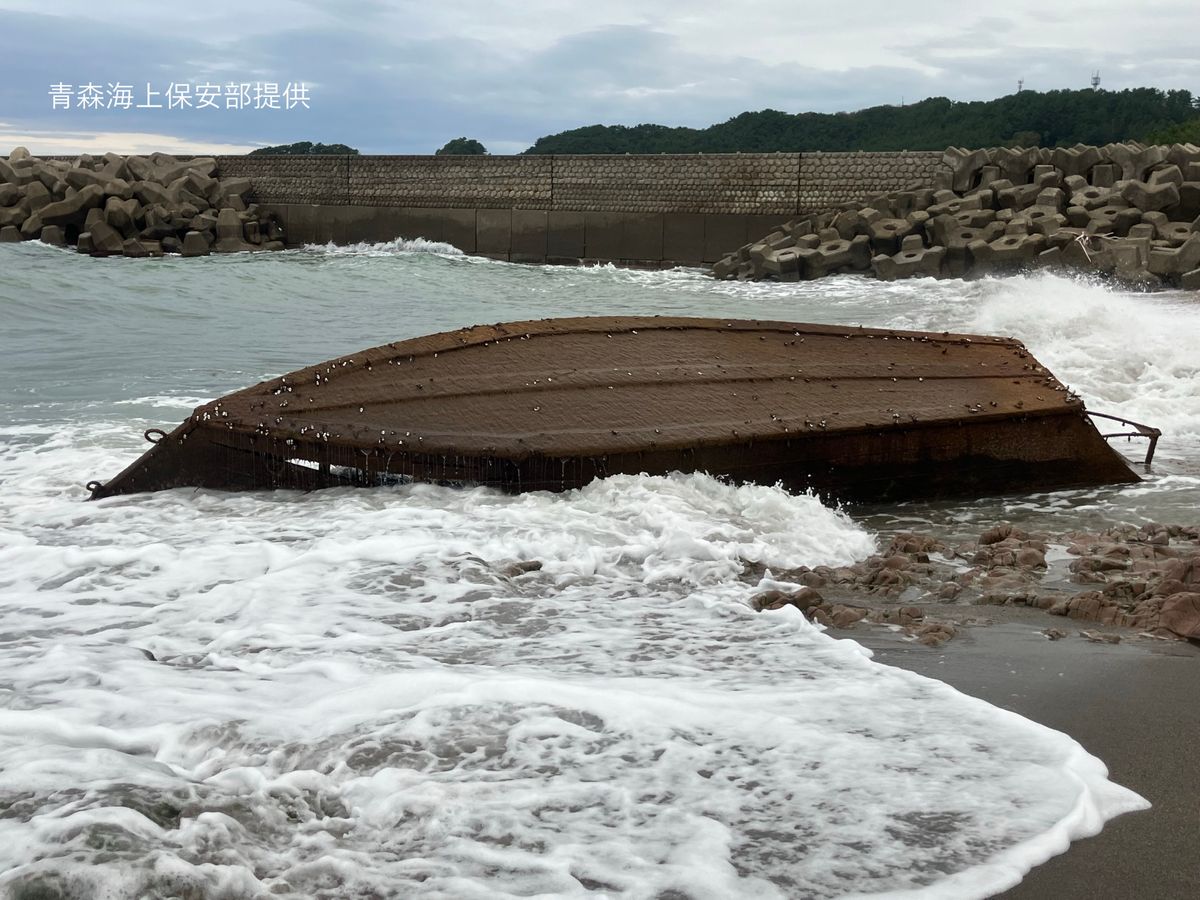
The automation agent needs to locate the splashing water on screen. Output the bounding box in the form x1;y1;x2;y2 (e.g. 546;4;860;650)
301;237;466;258
965;274;1200;444
0;451;1145;899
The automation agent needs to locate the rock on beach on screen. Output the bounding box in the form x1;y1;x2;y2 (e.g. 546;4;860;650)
750;521;1200;644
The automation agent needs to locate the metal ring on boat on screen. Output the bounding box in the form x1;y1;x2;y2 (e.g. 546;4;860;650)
144;428;167;444
85;480;103;493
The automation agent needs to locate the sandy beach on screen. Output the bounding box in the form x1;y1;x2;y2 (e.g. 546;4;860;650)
860;615;1200;898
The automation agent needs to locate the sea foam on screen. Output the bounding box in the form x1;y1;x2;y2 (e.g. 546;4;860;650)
0;429;1148;900
966;273;1200;445
301;236;466;257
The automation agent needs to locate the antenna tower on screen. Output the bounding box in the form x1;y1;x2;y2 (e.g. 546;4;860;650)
1091;71;1101;90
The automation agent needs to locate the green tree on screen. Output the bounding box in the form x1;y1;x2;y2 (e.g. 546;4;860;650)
520;88;1198;154
1144;118;1200;144
249;141;359;155
436;137;489;155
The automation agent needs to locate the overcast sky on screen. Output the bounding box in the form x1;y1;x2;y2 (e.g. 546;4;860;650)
1;0;1197;155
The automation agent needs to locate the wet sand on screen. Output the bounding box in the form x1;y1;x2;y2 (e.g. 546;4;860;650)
860;618;1200;899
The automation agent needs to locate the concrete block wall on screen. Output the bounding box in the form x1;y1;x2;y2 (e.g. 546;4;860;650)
550;154;798;214
216;154;350;206
349;156;553;209
797;151;943;216
212;151;949;264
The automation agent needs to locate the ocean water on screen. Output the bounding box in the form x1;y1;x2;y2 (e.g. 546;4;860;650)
3;238;1198;899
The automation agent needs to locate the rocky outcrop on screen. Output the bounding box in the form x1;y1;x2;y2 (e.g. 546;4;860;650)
747;520;1200;644
0;147;285;258
712;141;1200;290
1160;592;1200;639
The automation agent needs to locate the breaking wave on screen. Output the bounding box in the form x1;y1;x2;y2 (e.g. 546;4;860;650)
0;427;1147;899
301;237;465;256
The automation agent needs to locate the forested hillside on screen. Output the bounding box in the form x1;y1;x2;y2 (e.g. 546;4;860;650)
249;141;359;155
521;88;1199;154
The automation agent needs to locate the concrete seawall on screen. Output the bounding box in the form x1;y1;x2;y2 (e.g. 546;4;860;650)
213;152;945;265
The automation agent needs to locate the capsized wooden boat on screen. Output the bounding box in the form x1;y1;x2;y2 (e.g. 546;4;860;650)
87;316;1148;502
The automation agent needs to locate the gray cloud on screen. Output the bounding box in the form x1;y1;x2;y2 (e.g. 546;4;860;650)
0;1;1197;154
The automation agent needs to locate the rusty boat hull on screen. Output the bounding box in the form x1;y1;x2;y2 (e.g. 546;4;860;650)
88;316;1141;502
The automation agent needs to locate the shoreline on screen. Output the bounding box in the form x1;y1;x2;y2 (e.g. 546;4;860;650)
853;615;1200;898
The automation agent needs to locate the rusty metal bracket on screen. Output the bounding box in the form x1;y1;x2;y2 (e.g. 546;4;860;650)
1086;411;1161;466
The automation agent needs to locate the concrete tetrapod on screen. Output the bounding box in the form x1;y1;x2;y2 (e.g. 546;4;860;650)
0;146;286;257
713;141;1200;289
871;235;946;280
